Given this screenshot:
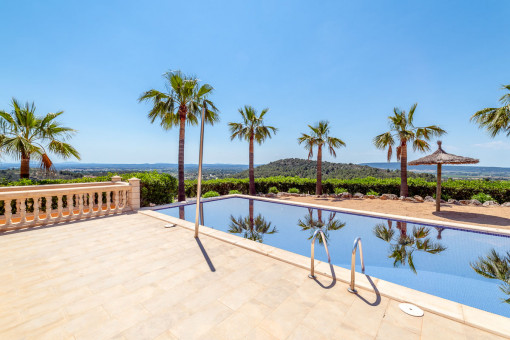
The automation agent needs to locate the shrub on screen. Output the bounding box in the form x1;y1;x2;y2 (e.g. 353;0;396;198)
203;191;220;198
184;176;510;203
366;190;379;196
334;187;348;194
228;190;241;195
268;186;279;194
471;192;494;203
288;188;299;194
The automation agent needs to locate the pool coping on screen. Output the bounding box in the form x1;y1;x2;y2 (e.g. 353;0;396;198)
141;195;510;338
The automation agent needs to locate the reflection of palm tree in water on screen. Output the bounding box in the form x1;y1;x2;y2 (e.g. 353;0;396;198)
228;200;277;242
179;206;185;220
298;208;346;244
471;249;510;304
374;221;446;274
435;227;444;240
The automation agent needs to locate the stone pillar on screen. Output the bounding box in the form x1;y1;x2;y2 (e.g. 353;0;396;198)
111;175;122;183
128;178;141;210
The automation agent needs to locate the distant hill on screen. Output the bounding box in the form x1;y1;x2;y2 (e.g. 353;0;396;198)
362;162;510;179
234;158;435;180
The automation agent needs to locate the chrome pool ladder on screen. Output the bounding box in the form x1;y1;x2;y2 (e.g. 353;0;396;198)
308;229;331;279
348;237;365;293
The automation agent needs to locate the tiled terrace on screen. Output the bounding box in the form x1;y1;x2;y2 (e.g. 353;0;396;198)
0;213;507;340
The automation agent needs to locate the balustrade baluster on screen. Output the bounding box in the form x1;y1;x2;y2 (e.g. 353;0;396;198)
45;196;52;221
20;199;27;225
4;199;13;227
33;197;40;223
57;195;63;220
114;190;120;213
106;191;111;213
88;192;94;215
97;191;103;215
78;194;84;217
68;194;74;219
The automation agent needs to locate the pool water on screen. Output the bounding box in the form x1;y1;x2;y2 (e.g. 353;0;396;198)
157;197;510;317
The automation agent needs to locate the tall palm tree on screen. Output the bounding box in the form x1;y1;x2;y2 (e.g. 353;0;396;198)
298;121;345;195
0;98;80;178
471;85;510;137
228;200;277;242
471;249;510;304
374;222;446;274
298;208;345;244
229;106;277;196
373;104;446;197
139;70;219;201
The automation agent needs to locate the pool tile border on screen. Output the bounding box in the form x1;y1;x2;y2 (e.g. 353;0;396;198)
140;208;510;339
150;194;510;236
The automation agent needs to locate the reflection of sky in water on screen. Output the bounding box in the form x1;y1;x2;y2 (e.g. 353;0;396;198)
159;197;510;317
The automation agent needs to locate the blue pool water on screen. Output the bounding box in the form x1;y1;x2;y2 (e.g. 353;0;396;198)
157;197;510;317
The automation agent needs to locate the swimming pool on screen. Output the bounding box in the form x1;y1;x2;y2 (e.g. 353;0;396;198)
157;196;510;317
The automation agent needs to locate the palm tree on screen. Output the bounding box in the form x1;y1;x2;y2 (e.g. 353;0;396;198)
139;70;219;201
471;85;510;137
298;121;345;195
373;104;446;197
228;200;277;242
471;249;510;304
374;222;446;274
0;98;80;179
229;106;277;196
298;208;345;244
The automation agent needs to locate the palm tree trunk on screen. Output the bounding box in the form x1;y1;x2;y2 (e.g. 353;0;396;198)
316;144;323;195
249;135;255;196
20;154;30;179
400;142;408;197
177;110;186;202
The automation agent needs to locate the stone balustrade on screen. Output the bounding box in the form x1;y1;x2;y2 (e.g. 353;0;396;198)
0;176;140;231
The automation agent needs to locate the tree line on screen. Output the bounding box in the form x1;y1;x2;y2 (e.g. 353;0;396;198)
139;69;509;201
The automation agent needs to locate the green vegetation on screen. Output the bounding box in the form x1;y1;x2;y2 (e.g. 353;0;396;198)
229;106;277;196
0;171;176;211
471;85;510;138
288;187;299;193
268;186;279;194
373;103;446;197
366;190;379;196
298;121;345;195
234;158;434;180
471;192;494;203
185;176;510;203
203;191;220;198
334;187;348;194
139;70;219;202
228;190;241;194
0;99;80;178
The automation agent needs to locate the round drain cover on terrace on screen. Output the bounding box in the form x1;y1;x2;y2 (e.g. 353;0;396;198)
399;303;424;317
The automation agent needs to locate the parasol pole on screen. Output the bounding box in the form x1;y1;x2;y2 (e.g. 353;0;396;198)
194;102;206;238
436;163;442;212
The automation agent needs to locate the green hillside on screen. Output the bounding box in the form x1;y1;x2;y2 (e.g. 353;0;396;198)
234;158;435;180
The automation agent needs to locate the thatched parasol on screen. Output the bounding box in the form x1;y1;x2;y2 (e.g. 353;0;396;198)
409;141;479;212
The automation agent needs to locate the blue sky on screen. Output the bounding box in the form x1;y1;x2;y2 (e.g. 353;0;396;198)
1;1;509;166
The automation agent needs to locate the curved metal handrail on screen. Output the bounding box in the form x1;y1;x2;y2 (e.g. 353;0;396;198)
308;229;331;279
347;237;365;293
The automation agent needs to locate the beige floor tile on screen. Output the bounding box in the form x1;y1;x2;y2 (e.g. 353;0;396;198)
207;299;271;339
169;300;233;339
258;296;312;339
218;280;264;310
